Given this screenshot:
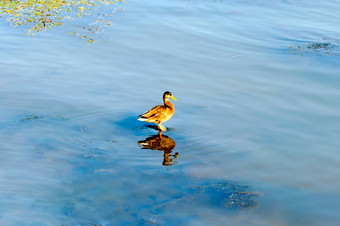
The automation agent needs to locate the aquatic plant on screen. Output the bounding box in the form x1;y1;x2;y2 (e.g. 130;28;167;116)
289;39;340;56
194;181;259;208
0;0;124;42
20;114;43;122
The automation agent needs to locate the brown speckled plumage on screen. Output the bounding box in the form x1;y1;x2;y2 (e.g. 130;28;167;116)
138;91;177;131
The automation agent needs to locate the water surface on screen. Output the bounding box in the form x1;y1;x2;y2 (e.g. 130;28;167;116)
1;0;340;225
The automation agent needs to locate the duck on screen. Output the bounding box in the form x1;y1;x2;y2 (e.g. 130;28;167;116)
138;91;177;132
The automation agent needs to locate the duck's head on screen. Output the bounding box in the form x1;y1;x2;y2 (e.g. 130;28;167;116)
163;91;177;101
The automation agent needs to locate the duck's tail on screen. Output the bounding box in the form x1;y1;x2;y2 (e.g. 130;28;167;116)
137;116;148;121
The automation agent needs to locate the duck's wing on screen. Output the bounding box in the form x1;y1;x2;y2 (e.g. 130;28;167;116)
138;105;163;118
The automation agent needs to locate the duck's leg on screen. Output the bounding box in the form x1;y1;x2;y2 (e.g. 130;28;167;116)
158;123;166;132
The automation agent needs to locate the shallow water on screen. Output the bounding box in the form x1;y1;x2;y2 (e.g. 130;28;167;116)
1;0;340;225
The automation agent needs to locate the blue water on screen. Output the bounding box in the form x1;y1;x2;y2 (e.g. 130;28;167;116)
1;0;340;225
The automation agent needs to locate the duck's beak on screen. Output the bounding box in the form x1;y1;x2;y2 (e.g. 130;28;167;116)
170;96;177;101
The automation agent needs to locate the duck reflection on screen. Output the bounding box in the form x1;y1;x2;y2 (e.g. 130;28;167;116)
138;134;178;166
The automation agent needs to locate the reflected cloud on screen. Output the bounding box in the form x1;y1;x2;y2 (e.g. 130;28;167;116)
138;134;178;166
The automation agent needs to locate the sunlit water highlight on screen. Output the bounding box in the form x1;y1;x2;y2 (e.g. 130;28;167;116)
1;0;340;225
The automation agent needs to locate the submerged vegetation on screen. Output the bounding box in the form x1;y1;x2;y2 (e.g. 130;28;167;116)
20;114;43;122
289;39;340;56
0;0;124;42
194;181;259;208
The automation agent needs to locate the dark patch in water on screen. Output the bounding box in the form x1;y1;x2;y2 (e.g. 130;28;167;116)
190;181;258;209
83;147;100;159
21;115;43;122
64;202;76;216
289;39;340;56
105;139;118;143
20;114;71;122
150;179;259;213
58;115;71;120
